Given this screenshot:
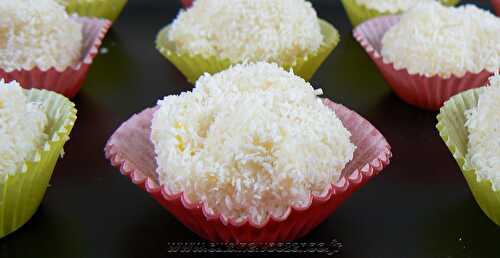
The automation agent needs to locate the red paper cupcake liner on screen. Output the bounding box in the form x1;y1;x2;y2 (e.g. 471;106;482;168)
0;16;111;99
353;16;495;111
493;0;500;15
181;0;192;8
104;99;392;243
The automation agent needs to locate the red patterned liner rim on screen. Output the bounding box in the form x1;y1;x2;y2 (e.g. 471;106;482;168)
352;15;493;80
104;99;392;229
181;0;193;8
493;0;500;15
0;15;111;73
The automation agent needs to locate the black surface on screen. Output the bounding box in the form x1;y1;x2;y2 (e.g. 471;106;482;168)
1;1;499;258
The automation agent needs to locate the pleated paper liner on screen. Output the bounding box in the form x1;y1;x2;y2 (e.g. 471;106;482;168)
0;16;111;99
181;0;192;8
341;0;460;27
493;0;500;15
353;15;494;111
57;0;127;21
436;88;500;226
0;89;77;238
104;99;392;243
156;19;339;84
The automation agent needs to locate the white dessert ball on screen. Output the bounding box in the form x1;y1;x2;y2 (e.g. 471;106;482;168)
0;80;48;176
0;0;83;72
381;2;500;77
167;0;324;66
151;62;356;224
466;74;500;190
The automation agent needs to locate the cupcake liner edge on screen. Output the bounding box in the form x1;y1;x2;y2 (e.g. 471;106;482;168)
0;16;112;98
353;15;495;110
0;16;111;73
104;100;392;232
59;0;128;21
353;15;494;79
492;0;500;15
156;19;339;83
0;89;77;238
2;89;77;181
342;0;460;27
436;87;500;226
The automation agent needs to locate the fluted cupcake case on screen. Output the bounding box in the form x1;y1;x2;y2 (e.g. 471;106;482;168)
437;88;500;226
105;99;392;243
493;0;500;15
0;89;77;238
353;15;494;111
156;19;339;84
341;0;460;27
57;0;127;21
181;0;192;8
0;16;111;99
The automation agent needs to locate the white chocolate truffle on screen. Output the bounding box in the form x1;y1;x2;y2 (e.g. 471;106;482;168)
355;0;433;13
381;2;500;78
0;0;83;72
466;74;500;190
151;62;355;224
0;80;48;176
166;0;324;66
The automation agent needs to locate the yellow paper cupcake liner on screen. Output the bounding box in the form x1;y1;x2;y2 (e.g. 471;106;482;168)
436;87;500;227
0;89;77;238
156;19;340;84
57;0;127;21
341;0;460;27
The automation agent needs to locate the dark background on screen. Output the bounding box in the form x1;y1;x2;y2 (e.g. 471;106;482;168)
1;1;499;257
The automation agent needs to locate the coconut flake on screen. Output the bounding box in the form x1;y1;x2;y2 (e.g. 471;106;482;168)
0;80;48;175
0;0;83;72
167;0;323;66
381;2;500;78
466;74;500;190
151;62;355;225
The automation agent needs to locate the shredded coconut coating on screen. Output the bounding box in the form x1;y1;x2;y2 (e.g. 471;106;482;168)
166;0;324;66
355;0;433;13
466;74;500;191
151;62;355;225
381;2;500;78
0;0;83;72
0;80;48;176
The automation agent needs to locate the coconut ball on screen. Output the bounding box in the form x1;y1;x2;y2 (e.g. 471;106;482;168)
466;74;500;190
0;80;48;176
381;2;500;77
166;0;324;66
355;0;433;13
151;62;355;225
0;0;83;72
